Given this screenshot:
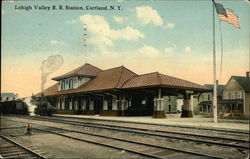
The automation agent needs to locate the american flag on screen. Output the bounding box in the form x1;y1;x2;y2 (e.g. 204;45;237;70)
218;10;240;29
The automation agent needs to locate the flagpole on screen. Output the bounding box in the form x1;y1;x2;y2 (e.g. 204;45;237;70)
212;0;218;123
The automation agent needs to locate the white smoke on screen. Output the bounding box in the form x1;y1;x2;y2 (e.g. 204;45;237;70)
41;55;64;92
23;97;36;116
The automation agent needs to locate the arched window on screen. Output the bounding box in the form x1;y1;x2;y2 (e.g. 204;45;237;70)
141;96;147;105
142;99;146;105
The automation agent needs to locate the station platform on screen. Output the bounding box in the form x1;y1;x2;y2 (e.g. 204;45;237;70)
53;114;250;131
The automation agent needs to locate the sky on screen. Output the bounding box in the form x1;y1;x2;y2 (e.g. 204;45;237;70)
1;0;250;97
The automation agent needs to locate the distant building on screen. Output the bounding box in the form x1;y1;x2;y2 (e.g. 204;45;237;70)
163;96;177;113
197;84;225;114
221;72;250;117
0;93;18;102
163;95;184;114
191;94;199;114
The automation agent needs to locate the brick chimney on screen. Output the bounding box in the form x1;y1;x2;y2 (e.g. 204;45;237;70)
247;72;250;77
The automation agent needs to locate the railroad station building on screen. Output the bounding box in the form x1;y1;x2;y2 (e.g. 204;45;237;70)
40;63;208;118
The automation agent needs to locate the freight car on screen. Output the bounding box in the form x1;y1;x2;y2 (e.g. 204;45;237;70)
0;100;29;115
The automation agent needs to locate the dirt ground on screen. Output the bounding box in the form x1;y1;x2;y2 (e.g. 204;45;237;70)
0;119;147;158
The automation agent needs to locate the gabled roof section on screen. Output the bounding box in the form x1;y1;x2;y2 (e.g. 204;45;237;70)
204;84;226;96
232;76;250;92
75;66;137;92
36;84;58;97
52;63;102;81
42;65;138;96
122;72;207;90
159;73;207;90
122;72;161;88
115;66;138;88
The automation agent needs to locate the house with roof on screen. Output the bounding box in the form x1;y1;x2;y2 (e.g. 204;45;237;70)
221;72;250;117
1;93;18;102
198;84;225;114
39;63;208;118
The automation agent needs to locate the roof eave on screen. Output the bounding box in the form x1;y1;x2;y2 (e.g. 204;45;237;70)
52;74;96;81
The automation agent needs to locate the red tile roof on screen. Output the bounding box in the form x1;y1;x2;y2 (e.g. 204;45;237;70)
122;72;160;88
72;66;137;92
122;72;206;90
40;64;208;97
159;73;206;90
39;65;137;96
52;63;102;80
36;83;58;97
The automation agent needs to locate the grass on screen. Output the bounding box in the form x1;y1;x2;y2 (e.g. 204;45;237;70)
220;115;249;120
199;113;249;120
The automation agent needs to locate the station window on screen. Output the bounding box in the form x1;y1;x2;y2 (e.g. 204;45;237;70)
142;99;146;105
128;101;132;107
59;99;62;109
61;80;66;90
107;98;112;110
86;98;90;110
78;98;82;110
69;79;74;89
65;99;69;110
72;98;75;110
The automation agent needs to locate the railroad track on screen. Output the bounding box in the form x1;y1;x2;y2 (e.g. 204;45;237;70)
22;116;249;151
33;126;219;159
6;115;249;136
49;115;250;136
0;135;45;159
3;116;249;158
0;124;216;159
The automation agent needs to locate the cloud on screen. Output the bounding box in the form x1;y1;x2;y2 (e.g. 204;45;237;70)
113;16;124;23
116;0;126;2
185;46;192;52
66;20;77;24
88;37;114;47
79;14;144;46
164;44;176;53
163;43;176;57
50;40;64;46
5;0;15;2
166;23;175;29
164;47;174;53
137;45;161;57
244;0;250;4
136;6;163;26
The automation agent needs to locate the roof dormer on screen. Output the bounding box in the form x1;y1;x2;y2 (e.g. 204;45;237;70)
52;63;102;91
